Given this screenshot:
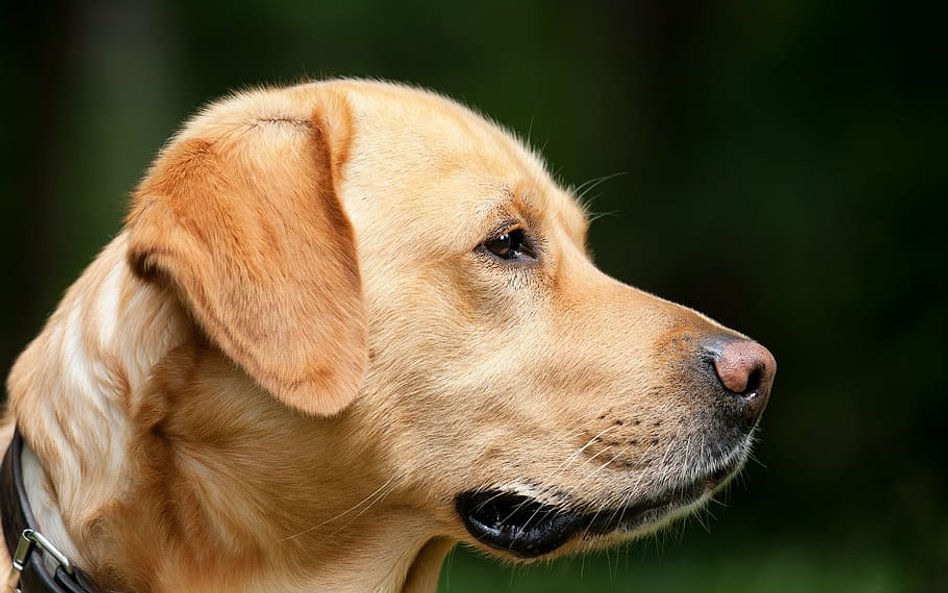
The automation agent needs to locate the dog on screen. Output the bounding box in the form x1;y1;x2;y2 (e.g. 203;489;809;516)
1;79;775;593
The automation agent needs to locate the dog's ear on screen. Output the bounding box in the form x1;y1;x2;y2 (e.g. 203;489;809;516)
125;93;365;416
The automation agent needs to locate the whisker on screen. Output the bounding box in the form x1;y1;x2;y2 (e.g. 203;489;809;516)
281;477;395;541
322;479;399;542
587;209;618;224
571;171;627;203
545;423;620;489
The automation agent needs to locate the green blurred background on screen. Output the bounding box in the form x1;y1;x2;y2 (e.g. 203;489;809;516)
1;1;945;591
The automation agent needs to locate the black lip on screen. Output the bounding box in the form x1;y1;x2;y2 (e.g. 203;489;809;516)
456;491;585;557
456;462;740;558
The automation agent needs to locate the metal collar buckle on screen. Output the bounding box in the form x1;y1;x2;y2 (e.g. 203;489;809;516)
11;528;74;588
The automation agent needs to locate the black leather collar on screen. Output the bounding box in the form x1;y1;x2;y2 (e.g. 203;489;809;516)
2;428;99;593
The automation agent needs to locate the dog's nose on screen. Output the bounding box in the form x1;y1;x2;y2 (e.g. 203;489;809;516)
706;337;776;421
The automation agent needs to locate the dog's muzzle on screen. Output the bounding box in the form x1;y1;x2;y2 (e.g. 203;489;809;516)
455;334;775;559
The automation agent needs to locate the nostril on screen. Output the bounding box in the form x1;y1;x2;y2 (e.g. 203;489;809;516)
743;367;762;397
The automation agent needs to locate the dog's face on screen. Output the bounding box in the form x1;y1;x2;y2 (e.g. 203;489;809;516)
334;83;775;558
125;80;775;564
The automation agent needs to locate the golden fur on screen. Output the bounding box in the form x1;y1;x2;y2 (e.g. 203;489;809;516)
2;80;767;592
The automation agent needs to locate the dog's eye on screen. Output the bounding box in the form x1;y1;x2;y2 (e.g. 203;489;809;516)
481;229;536;262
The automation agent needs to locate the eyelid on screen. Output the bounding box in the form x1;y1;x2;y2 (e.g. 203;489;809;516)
489;219;524;239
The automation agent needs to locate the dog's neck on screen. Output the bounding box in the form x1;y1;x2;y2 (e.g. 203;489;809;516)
6;234;450;593
8;234;186;579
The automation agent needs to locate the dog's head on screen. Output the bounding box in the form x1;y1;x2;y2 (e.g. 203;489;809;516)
126;80;775;561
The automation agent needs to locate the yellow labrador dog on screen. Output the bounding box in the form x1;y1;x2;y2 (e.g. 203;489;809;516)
1;80;775;593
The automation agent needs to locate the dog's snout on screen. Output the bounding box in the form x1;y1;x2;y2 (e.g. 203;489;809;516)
705;336;776;421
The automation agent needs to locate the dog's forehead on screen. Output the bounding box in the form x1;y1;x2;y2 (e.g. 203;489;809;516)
337;81;588;246
342;82;541;174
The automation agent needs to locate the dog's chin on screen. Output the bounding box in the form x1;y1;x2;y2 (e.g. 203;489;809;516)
455;459;742;559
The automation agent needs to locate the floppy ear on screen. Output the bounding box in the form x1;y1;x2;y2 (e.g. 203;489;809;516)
125;94;366;416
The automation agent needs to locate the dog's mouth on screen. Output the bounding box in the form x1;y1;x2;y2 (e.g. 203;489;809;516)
455;462;739;558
